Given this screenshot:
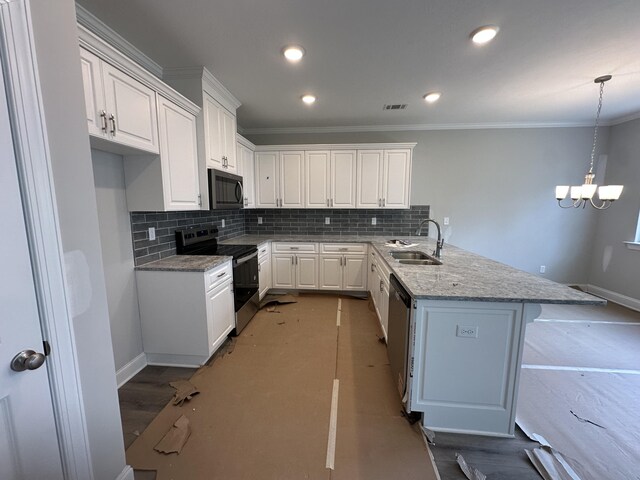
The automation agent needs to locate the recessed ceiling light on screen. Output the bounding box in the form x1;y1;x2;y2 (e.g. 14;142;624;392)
470;25;499;45
283;45;305;62
423;92;441;103
301;94;316;105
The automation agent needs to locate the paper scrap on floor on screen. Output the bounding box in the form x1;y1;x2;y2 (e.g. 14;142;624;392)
455;453;486;480
259;294;298;310
154;415;191;454
169;380;200;406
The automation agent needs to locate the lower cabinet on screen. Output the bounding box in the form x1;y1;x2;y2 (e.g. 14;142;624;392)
271;243;319;290
258;243;271;299
368;248;391;339
136;261;234;366
319;243;368;291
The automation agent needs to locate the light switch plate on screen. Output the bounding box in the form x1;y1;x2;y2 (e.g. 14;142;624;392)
325;217;330;224
221;219;225;228
443;217;450;225
456;325;478;338
148;227;156;241
258;217;263;224
371;217;377;225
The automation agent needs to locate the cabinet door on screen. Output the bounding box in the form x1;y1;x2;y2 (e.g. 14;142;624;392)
383;149;411;208
207;280;235;355
101;62;159;153
255;152;279;207
222;109;237;172
319;255;342;290
272;254;295;288
258;255;271;299
204;93;223;169
305;151;330;208
296;254;318;289
157;97;200;211
356;150;383;208
79;48;106;137
331;150;357;208
343;255;367;291
380;279;389;339
241;145;256;208
279;151;305;208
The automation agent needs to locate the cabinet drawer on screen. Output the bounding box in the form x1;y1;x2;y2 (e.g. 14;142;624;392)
272;242;318;253
205;261;232;291
321;243;367;254
258;242;271;259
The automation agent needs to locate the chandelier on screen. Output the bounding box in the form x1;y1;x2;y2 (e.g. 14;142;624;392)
555;75;623;210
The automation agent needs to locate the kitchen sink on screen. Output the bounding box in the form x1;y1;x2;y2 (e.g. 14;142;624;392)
391;251;442;265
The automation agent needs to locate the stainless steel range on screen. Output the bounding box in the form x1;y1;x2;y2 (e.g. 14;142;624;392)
175;227;259;334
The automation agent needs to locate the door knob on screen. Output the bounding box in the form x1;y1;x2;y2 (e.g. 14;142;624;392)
10;349;46;372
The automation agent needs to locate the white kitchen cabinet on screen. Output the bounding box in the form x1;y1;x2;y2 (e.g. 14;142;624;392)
136;261;234;366
271;243;319;289
237;138;256;208
255;151;305;208
258;243;271;299
204;93;237;173
80;48;159;154
368;248;390;338
357;148;411;209
123;97;200;211
319;243;367;291
305;150;356;208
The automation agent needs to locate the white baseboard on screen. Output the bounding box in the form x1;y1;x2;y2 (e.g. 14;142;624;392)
116;352;147;388
586;284;640;313
115;465;135;480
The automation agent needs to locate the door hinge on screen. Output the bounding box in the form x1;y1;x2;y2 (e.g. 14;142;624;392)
43;340;51;356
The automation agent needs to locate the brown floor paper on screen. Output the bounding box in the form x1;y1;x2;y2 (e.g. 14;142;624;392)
153;415;191;454
169;379;200;406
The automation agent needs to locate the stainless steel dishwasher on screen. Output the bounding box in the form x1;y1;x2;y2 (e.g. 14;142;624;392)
387;274;412;401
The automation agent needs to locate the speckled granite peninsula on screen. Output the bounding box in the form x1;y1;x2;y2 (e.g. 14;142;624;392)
221;235;604;305
135;254;230;272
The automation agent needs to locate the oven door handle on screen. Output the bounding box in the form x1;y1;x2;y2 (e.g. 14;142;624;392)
235;250;258;265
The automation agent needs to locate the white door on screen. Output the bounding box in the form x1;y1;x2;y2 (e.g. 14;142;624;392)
331;150;357;208
221;109;237;172
279;151;305;208
255;152;278;207
157;97;200;210
204;93;222;168
305;150;330;208
319;255;343;290
296;254;318;289
383;149;411;208
272;254;295;288
357;149;383;208
101;62;159;153
343;255;367;291
0;67;64;480
79;48;105;138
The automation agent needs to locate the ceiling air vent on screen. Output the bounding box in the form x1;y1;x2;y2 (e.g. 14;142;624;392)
383;104;408;111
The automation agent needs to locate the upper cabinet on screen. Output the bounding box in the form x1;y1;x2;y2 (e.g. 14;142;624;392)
80;48;159;154
237;135;256;208
256;144;414;209
204;93;237;173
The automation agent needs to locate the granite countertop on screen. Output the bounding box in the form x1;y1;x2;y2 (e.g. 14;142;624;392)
221;234;604;305
135;255;231;272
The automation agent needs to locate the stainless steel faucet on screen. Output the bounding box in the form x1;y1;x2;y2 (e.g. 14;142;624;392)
415;219;444;258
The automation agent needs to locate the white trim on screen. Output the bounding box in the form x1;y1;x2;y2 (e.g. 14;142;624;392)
75;3;163;78
609;110;640;126
424;425;515;438
624;241;640;251
522;364;640;375
236;133;255;150
586;284;640;313
77;25;200;116
242;121;598;135
114;465;135;480
254;142;417;151
163;66;242;113
0;1;93;478
116;353;147;388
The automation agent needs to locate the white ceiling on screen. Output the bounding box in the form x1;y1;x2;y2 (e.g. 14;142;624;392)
77;0;640;132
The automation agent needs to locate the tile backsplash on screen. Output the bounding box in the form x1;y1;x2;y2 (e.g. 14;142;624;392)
130;205;430;265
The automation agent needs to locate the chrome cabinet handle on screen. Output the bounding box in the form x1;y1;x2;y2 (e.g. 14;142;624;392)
331;199;334;207
217;271;227;278
198;194;202;206
109;114;116;135
100;110;108;132
291;256;294;265
380;280;383;292
371;263;375;272
378;199;381;207
290;247;299;250
258;263;261;272
326;199;329;207
383;198;386;207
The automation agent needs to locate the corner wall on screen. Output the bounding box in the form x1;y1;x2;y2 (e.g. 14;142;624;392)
587;118;640;303
246;127;605;284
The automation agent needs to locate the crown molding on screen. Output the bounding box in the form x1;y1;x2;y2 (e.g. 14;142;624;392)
236;133;255;150
75;3;163;79
164;66;241;112
253;143;417;152
608;110;640;126
241;121;605;135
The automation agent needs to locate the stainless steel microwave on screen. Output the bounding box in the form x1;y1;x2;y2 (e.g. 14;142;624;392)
208;169;244;209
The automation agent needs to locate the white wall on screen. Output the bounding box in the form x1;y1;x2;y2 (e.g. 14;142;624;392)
28;1;127;478
246;127;606;284
588;118;640;301
92;150;144;371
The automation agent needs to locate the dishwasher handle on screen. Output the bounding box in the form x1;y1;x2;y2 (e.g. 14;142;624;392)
389;274;412;308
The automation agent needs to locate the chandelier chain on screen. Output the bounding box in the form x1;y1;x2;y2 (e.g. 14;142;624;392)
589;80;605;173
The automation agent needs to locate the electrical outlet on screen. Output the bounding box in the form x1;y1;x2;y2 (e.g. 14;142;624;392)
258;217;263;225
443;217;450;226
456;325;478;338
539;265;546;274
148;227;156;241
221;219;226;228
371;217;377;225
325;217;330;225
